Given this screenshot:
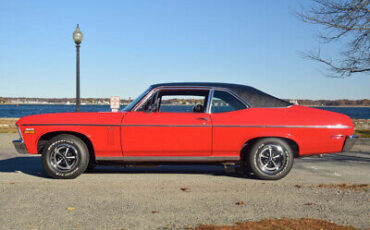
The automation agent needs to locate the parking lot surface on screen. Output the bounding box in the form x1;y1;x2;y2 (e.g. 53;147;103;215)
0;134;369;230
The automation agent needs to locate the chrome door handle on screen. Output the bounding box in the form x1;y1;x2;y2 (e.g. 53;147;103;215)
196;117;209;121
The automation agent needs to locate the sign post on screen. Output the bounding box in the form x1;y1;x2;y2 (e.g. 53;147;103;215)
110;96;120;112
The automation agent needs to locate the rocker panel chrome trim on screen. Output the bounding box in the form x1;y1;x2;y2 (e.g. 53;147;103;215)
96;156;240;162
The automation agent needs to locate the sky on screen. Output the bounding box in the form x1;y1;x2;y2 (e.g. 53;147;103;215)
0;0;369;100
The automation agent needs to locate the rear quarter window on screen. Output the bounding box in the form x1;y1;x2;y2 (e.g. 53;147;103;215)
211;91;246;113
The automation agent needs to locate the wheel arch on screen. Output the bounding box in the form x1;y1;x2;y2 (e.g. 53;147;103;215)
37;131;95;164
240;136;299;161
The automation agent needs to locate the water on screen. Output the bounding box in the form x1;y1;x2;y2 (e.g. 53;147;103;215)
0;104;369;119
314;106;370;119
0;104;113;118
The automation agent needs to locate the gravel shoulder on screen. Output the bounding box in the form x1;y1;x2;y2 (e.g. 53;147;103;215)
0;133;369;230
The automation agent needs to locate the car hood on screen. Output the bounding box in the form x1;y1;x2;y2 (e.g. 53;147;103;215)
16;112;125;126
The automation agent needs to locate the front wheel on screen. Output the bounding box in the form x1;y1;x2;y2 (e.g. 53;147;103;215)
246;138;294;180
42;134;89;179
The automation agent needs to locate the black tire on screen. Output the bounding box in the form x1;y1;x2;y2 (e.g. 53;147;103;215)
42;134;89;179
246;138;294;180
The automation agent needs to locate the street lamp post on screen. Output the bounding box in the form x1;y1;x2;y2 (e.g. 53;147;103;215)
73;24;83;112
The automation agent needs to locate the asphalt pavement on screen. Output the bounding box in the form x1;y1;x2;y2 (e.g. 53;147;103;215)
0;133;369;230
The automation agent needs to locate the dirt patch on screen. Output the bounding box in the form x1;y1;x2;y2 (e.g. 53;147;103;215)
180;187;190;192
194;218;358;230
296;184;369;191
317;184;369;191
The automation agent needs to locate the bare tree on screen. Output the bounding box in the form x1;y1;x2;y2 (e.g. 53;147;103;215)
297;0;369;77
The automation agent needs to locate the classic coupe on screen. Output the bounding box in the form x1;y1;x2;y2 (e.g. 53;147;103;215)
13;82;357;180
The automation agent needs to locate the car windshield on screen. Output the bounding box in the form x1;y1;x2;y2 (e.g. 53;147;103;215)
122;88;151;111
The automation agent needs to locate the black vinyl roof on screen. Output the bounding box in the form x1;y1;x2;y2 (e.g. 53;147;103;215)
150;82;292;108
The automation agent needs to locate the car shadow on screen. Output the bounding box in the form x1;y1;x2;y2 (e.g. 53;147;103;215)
0;156;48;178
0;155;250;179
87;164;249;178
2;153;368;179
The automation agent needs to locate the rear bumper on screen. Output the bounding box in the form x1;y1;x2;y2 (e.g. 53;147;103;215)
342;135;358;152
13;139;28;154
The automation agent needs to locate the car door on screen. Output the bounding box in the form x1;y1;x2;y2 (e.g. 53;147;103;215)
210;90;248;156
121;88;212;157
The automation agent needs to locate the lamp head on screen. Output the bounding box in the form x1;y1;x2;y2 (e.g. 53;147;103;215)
73;24;83;44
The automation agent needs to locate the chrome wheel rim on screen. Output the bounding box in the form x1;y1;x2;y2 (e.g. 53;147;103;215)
50;143;79;172
257;144;287;174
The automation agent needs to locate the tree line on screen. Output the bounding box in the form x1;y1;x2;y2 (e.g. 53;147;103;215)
294;99;369;106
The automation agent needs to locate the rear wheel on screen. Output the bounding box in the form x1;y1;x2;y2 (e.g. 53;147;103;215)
246;138;294;180
42;134;89;179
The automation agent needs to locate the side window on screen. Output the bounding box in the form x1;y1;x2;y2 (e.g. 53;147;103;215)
158;90;209;113
211;91;246;113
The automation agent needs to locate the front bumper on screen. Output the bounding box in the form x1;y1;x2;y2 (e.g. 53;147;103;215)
13;139;28;154
342;135;358;152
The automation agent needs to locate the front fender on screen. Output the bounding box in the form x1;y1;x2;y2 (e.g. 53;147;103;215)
21;125;93;154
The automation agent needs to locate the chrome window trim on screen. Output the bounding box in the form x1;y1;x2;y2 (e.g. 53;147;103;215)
206;89;214;114
132;88;159;111
128;84;296;111
122;88;151;112
208;87;250;108
131;85;250;113
133;86;212;113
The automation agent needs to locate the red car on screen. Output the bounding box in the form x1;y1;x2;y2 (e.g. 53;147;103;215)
13;83;357;180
